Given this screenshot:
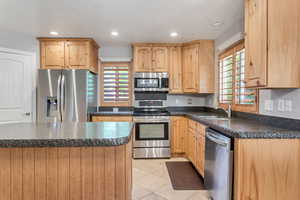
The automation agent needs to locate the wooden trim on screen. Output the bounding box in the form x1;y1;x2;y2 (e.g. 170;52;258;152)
132;43;182;47
37;37;100;48
0;143;132;200
218;40;258;113
100;62;132;107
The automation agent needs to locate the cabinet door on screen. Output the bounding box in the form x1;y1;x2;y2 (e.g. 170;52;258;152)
88;43;99;73
40;41;65;69
171;117;187;154
169;47;183;93
134;47;152;72
245;0;268;87
267;0;300;88
198;41;215;93
183;46;199;93
152;47;169;72
65;41;89;69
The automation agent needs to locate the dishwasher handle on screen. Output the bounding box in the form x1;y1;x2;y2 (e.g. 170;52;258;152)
206;132;230;149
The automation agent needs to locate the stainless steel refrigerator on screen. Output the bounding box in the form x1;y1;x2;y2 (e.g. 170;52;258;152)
37;69;98;122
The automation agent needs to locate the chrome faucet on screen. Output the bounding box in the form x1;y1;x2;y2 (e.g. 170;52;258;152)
215;105;232;118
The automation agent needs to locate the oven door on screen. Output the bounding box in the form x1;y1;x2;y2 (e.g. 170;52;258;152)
134;122;170;148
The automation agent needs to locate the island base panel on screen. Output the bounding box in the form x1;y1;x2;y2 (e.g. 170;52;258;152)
0;140;132;200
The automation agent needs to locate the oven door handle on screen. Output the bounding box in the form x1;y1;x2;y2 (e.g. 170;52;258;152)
134;120;170;123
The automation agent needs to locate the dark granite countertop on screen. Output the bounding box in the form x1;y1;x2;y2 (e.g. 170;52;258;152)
89;107;300;139
0;122;134;148
170;111;300;139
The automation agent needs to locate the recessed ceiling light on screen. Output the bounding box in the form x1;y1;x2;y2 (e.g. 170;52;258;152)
50;31;59;36
212;21;223;27
111;31;119;36
170;32;178;37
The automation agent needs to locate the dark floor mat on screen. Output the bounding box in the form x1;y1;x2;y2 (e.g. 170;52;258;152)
166;161;205;190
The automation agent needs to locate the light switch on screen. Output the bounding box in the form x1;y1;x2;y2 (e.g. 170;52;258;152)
285;100;292;112
278;100;285;112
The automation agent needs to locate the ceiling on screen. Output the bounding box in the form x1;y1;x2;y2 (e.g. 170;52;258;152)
0;0;243;46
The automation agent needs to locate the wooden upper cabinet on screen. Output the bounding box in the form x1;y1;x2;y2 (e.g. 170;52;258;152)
169;46;183;93
38;38;100;73
65;40;89;69
40;41;65;69
267;0;300;88
182;41;215;93
152;47;169;72
245;0;300;88
245;0;268;87
198;40;215;93
182;45;199;93
133;46;152;72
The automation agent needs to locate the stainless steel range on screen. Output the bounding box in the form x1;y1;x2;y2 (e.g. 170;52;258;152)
133;72;170;158
133;116;170;158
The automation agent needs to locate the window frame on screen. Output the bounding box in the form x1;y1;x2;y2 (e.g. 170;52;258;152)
100;62;132;107
218;41;258;113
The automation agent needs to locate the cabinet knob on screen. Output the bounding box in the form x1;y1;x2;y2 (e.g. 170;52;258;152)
249;61;253;66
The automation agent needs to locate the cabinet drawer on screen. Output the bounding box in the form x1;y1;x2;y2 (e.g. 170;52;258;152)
92;116;132;122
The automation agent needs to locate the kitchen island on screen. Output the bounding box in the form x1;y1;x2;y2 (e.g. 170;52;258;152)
0;122;133;200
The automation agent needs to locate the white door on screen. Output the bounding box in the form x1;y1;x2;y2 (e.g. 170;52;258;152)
0;48;35;124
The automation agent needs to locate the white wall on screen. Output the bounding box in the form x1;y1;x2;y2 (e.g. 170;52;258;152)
0;30;37;52
99;45;132;62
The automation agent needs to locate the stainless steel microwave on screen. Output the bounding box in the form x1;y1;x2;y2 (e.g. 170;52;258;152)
134;72;169;92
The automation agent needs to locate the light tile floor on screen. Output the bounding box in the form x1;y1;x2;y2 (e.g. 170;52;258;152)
133;157;210;200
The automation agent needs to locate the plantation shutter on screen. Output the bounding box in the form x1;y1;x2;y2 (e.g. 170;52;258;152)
235;49;256;105
219;54;234;104
219;41;258;113
102;63;131;105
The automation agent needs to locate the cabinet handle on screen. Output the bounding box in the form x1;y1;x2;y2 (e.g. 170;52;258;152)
249;61;253;66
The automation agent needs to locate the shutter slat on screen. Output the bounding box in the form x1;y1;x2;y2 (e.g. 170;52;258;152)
102;64;130;103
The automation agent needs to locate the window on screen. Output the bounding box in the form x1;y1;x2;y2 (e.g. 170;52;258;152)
100;62;132;106
219;41;258;113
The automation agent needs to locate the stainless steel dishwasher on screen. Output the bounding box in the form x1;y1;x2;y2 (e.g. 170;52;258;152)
204;128;233;200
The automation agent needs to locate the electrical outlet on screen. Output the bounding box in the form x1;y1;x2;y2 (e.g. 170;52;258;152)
175;99;179;105
285;100;292;112
278;100;285;112
113;107;119;113
187;98;193;105
264;100;274;111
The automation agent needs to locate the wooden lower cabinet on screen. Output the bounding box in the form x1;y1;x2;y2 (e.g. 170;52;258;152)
171;117;187;154
0;140;132;200
92;116;133;122
172;117;206;177
234;139;300;200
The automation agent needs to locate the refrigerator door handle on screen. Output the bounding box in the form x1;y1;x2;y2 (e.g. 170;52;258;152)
61;75;66;121
57;74;62;121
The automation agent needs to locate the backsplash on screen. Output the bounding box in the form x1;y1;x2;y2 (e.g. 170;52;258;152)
167;94;206;107
259;89;300;120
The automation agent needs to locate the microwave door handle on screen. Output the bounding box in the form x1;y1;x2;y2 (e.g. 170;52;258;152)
57;75;62;122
